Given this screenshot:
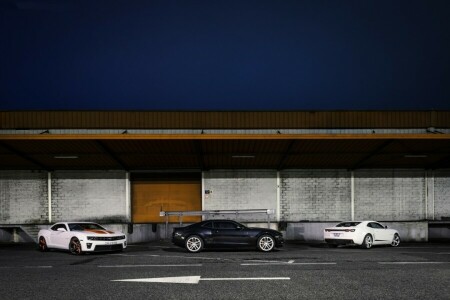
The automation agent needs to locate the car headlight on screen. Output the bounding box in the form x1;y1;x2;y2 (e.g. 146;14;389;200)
174;232;183;237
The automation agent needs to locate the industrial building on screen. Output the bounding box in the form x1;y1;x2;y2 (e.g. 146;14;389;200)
0;111;449;243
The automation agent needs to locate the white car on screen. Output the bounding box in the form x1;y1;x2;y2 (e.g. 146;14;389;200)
324;221;400;249
38;222;127;255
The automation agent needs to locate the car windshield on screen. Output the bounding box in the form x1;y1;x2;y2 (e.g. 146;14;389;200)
336;222;361;227
68;223;106;231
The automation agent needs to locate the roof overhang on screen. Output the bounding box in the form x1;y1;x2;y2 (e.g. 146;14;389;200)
1;133;449;171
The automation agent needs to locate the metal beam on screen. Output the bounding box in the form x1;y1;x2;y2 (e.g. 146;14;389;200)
1;133;450;140
350;139;394;170
193;140;206;170
277;140;296;170
0;141;51;171
95;140;129;171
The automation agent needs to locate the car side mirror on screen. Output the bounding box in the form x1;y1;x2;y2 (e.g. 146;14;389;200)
385;226;388;229
236;226;243;230
57;228;66;232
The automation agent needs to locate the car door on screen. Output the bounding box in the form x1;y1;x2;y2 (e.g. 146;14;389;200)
369;222;391;245
212;221;249;246
49;224;71;249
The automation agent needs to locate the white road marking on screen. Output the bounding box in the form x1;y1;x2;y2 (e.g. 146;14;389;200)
241;262;336;266
379;262;450;265
112;276;290;284
99;264;202;268
0;266;53;269
112;253;228;260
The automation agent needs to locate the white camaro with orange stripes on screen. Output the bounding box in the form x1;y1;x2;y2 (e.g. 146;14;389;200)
38;222;127;255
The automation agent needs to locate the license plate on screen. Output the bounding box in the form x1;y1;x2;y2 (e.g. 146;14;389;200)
333;233;341;237
105;241;117;245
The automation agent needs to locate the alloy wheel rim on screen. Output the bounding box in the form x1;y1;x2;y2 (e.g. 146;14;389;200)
71;240;81;254
187;237;201;252
366;236;372;248
392;235;400;246
39;237;46;250
259;236;274;251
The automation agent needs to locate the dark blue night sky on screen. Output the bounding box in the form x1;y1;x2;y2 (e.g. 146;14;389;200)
1;0;449;110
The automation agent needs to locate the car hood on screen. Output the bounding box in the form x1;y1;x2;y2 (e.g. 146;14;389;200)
76;229;123;236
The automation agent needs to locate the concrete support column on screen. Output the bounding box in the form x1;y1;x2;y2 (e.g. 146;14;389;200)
426;170;435;220
125;172;131;222
48;172;52;223
276;171;281;222
351;171;355;221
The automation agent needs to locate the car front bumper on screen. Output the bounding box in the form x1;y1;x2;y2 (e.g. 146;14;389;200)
80;239;127;252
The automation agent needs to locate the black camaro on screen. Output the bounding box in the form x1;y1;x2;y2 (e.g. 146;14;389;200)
172;220;284;253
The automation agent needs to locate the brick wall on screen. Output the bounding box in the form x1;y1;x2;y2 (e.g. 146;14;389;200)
51;171;127;223
435;170;450;220
203;170;277;222
354;170;426;221
0;171;48;224
280;170;351;222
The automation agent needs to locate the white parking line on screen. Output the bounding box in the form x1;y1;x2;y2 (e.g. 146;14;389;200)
379;262;450;265
241;262;337;266
98;264;203;268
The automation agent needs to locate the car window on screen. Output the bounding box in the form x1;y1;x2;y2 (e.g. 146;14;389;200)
68;223;106;231
51;224;67;231
336;222;361;227
201;222;213;229
214;221;238;229
371;223;385;229
367;223;373;228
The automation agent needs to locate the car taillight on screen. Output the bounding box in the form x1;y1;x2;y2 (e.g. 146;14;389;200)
344;229;355;232
325;229;330;232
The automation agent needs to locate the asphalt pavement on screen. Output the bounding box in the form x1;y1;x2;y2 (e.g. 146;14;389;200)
1;241;449;300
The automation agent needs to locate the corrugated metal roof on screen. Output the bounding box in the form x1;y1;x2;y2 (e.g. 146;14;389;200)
1;111;450;129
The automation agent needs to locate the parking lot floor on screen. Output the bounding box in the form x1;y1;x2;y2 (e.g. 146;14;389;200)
1;241;449;299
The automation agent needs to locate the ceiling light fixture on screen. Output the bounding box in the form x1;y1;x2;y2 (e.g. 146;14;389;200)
54;155;79;159
404;155;428;158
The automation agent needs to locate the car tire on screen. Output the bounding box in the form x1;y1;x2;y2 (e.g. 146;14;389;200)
38;236;48;252
69;237;83;255
361;234;373;249
257;234;275;252
185;235;203;253
391;233;401;247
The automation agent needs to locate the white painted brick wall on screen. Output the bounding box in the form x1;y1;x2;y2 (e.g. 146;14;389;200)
0;171;48;224
281;170;351;221
354;170;425;221
203;170;277;222
434;170;450;220
51;171;127;222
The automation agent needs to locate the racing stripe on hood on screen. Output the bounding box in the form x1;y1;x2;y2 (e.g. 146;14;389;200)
84;229;112;234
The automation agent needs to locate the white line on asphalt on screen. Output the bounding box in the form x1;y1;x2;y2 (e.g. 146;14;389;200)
112;276;290;284
379;262;450;265
112;253;226;260
98;264;203;268
241;262;336;266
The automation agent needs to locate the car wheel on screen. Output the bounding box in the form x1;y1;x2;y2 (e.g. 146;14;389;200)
391;233;401;247
328;244;338;248
38;236;48;252
185;235;203;253
257;235;275;252
69;237;83;255
361;234;373;249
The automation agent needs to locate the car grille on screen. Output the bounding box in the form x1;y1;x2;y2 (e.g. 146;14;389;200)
94;244;123;252
88;235;125;241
